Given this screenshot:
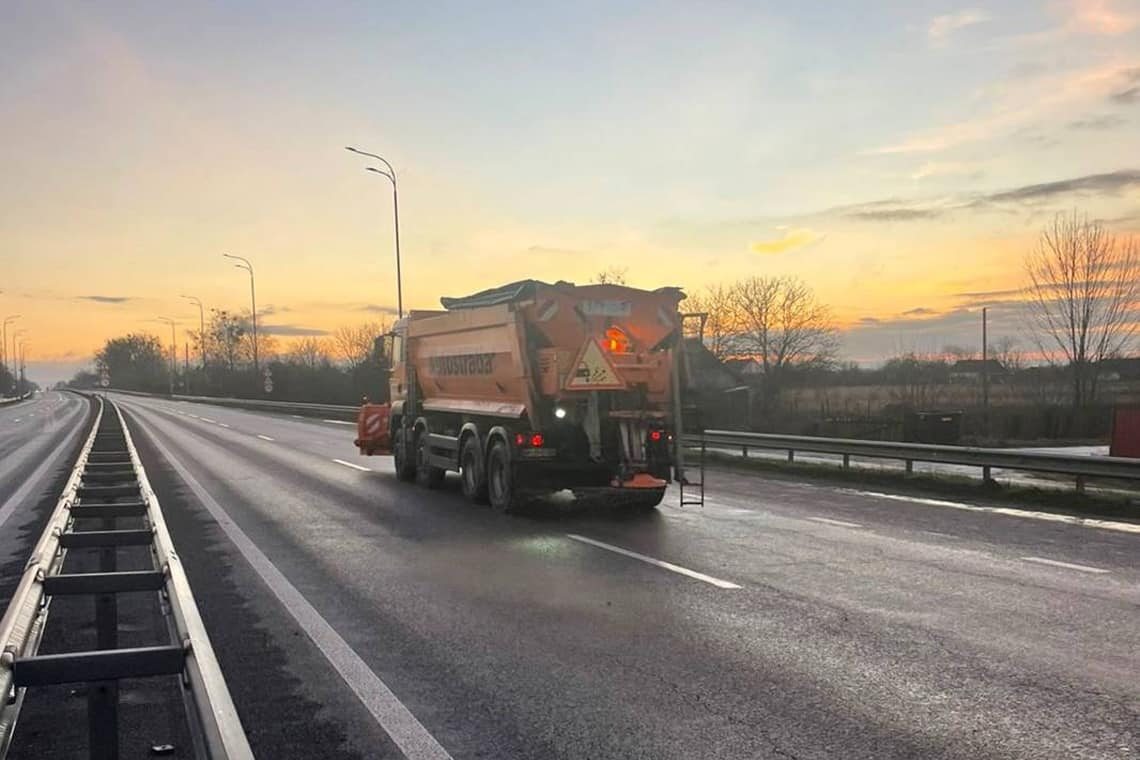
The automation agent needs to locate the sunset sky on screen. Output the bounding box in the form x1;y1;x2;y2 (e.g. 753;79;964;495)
2;0;1138;384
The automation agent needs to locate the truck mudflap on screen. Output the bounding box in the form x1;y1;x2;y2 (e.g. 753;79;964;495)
355;403;392;455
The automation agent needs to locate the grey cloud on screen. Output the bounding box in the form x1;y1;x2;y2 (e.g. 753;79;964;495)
858;317;882;326
1110;87;1139;104
79;295;133;304
902;307;936;316
837;169;1140;223
954;287;1026;299
1067;114;1127;130
846;208;943;221
260;324;329;337
984;170;1140;204
357;304;400;315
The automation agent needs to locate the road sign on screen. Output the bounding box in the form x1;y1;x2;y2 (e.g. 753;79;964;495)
564;339;624;391
264;379;274;393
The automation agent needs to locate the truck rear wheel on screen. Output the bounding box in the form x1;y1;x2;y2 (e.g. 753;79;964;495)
627;488;666;512
460;437;489;504
415;430;445;489
486;439;517;513
393;428;416;482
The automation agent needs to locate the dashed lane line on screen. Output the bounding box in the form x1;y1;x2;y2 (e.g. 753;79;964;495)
219;423;231;428
201;417;217;424
256;434;275;442
566;534;742;589
136;421;453;760
839;488;1140;536
324;419;354;426
1021;556;1110;574
333;458;371;472
808;516;863;529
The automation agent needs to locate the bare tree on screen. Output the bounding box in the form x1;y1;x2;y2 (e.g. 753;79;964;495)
684;283;741;360
288;337;332;371
991;336;1023;372
1024;211;1140;407
731;275;840;403
942;344;978;362
333;320;390;369
593;266;628;285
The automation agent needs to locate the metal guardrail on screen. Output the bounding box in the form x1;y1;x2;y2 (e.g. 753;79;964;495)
104;389;1138;489
687;430;1140;489
110;388;356;418
0;395;252;759
0;393;33;407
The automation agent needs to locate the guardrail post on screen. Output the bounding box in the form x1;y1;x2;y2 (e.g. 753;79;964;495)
905;459;913;477
742;446;748;458
842;454;850;471
787;450;794;463
983;465;992;482
1075;475;1086;495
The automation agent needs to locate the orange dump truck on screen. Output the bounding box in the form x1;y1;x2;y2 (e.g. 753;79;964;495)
355;279;686;512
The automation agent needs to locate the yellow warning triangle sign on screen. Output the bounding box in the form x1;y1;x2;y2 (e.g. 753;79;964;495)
565;339;625;390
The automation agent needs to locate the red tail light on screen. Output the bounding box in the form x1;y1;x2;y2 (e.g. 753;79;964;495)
650;430;663;442
515;432;547;448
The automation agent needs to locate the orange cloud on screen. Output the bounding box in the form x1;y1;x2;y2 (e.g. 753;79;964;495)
750;228;825;255
1067;0;1139;35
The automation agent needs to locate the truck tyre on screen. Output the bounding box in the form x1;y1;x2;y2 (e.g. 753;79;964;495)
628;488;666;512
460;437;489;504
415;430;445;489
393;428;416;482
486;439;517;513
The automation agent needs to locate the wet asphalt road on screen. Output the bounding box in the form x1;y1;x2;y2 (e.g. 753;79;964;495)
0;391;91;587
3;392;1139;759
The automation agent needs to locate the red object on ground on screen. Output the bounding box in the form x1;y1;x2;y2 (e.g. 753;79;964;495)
1110;407;1140;458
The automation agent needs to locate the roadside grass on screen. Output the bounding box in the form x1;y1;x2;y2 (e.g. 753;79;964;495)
700;450;1140;522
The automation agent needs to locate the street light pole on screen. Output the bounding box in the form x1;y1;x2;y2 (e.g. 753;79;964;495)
158;317;177;397
13;330;26;394
181;295;206;369
222;254;259;378
2;315;21;395
345;146;403;318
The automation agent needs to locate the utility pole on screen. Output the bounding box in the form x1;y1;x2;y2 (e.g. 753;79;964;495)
982;307;989;440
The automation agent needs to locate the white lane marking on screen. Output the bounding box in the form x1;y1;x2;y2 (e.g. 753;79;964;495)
566;534;742;589
0;407;88;531
333;458;371;472
1021;556;1110;574
839;488;1140;536
136;424;452;760
324;419;354;426
256;434;275;441
808;516;862;529
921;530;959;540
291;415;304;419
201;417;217;424
12;418;20;423
219;423;231;429
188;414;200;419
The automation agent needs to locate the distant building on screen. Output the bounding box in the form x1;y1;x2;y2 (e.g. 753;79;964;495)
1098;357;1140;382
949;359;1006;384
724;358;764;382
